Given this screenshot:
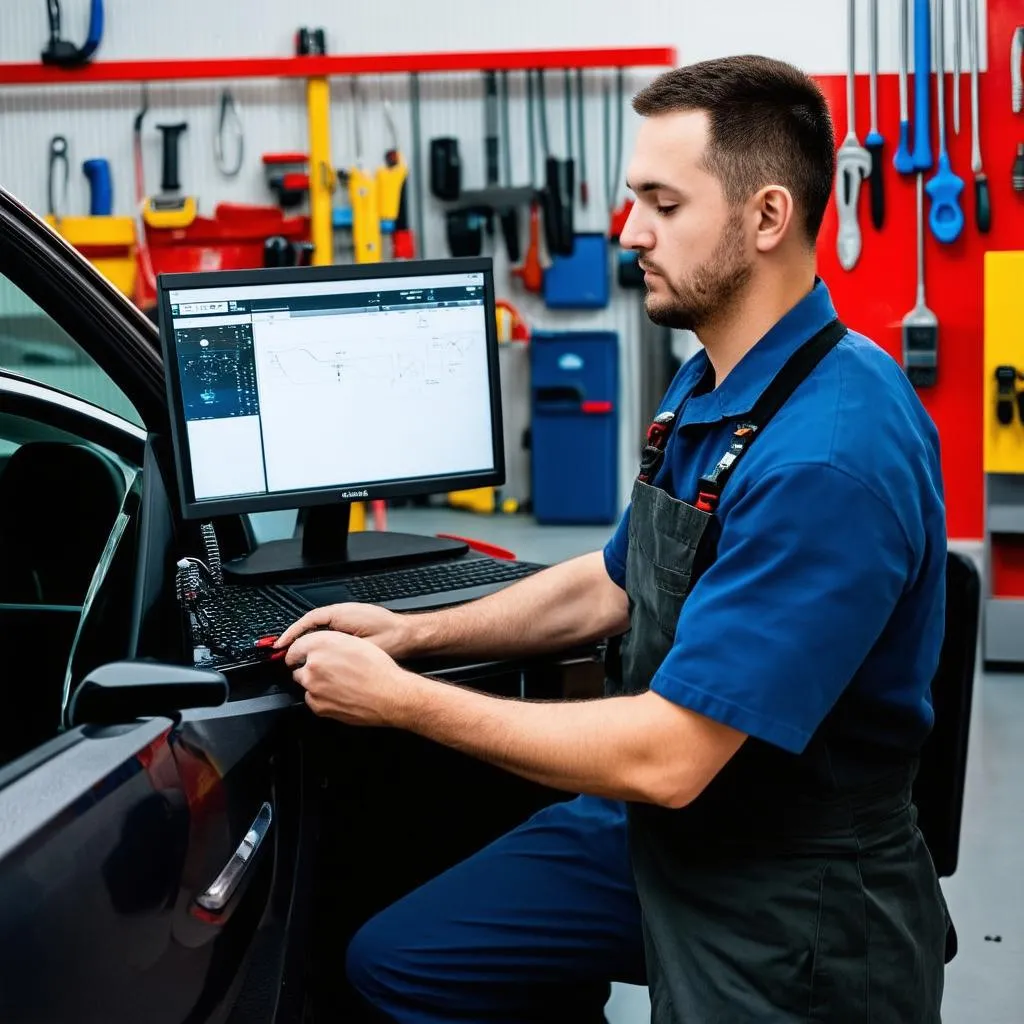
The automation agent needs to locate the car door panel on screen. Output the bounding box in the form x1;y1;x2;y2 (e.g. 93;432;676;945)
0;718;189;1024
0;189;310;1022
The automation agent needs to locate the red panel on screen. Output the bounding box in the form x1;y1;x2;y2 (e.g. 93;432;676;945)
0;48;676;86
582;400;614;414
991;537;1024;597
812;0;1023;540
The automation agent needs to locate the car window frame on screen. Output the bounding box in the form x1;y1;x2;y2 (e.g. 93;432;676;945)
0;187;166;432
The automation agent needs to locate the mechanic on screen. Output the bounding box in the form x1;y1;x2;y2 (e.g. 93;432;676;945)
275;54;953;1023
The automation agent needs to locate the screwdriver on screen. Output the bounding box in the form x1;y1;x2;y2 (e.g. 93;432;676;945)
902;174;939;389
865;0;885;228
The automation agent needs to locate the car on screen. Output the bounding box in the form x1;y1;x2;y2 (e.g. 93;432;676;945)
0;185;588;1023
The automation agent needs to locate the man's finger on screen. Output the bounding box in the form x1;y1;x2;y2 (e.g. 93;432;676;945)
284;631;321;667
274;608;334;648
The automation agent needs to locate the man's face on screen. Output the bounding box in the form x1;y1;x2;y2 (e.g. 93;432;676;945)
619;110;753;333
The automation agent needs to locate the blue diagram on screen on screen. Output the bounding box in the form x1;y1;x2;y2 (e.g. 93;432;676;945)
175;323;259;421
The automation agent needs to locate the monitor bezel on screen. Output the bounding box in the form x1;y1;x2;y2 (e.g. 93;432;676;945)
156;257;505;521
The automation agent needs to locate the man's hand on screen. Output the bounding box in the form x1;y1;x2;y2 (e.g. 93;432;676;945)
283;629;421;727
273;602;417;658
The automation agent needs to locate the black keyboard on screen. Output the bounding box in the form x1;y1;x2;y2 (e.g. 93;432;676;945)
191;583;309;664
326;557;543;604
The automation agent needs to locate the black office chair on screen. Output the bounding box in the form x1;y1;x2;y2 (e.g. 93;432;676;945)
914;550;981;878
0;441;126;762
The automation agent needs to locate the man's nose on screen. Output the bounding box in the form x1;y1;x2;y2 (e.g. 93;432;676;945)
618;202;654;252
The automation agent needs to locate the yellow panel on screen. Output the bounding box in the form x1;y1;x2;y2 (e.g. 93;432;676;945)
985;252;1024;474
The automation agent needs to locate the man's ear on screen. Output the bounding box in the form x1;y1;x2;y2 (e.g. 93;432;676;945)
752;184;795;253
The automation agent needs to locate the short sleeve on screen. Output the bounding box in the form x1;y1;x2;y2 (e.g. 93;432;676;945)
603;504;631;589
650;462;913;754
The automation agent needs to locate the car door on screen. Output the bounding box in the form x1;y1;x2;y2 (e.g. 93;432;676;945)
0;187;311;1024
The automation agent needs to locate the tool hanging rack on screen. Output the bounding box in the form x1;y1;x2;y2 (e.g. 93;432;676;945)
0;46;676;267
0;47;676;86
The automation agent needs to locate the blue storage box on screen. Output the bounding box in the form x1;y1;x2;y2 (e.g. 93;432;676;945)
530;331;619;524
542;233;610;309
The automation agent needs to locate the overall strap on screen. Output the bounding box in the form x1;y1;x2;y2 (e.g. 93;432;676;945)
696;318;849;513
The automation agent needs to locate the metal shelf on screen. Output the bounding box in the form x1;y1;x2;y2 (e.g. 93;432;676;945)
0;47;677;87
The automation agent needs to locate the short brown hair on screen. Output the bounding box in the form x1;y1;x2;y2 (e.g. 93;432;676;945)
632;55;835;244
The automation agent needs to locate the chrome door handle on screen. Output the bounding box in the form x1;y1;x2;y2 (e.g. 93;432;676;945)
196;801;273;912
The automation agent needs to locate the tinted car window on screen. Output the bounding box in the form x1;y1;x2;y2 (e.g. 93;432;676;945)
0;275;142;427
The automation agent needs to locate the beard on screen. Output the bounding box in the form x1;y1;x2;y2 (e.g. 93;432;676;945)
641;210;753;333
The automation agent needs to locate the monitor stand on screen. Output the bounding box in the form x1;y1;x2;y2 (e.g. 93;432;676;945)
221;502;469;583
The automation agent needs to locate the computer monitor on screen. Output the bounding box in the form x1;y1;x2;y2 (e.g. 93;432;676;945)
157;257;504;581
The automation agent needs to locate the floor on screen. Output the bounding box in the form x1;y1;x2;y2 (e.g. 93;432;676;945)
364;508;1022;1022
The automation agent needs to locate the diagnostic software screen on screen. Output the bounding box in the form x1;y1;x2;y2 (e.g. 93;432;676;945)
165;270;496;505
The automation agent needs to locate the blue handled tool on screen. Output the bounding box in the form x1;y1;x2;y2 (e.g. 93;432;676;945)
82;158;112;216
41;0;103;67
912;0;933;171
895;0;916;174
925;0;965;242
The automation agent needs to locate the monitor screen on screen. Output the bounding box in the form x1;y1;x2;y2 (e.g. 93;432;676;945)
157;258;504;520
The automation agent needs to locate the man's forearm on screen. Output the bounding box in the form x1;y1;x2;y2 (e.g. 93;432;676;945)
391;670;738;808
408;551;629;661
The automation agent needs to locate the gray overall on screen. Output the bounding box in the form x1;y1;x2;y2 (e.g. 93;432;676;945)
606;320;952;1022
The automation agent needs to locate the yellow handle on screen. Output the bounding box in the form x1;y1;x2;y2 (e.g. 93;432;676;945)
349;167;382;263
376;160;406;222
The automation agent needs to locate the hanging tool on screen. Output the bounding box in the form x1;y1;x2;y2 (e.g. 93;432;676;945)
953;0;962;135
82;158;112;215
410;73;426;257
142;122;197;229
576;69;589;208
376;100;411;258
926;0;965;242
498;70;521;263
1013;144;1024;192
214;89;244;178
967;0;990;231
994;366;1024;425
895;0;915;174
866;0;885;229
131;86;157;308
47;135;69;221
348;79;381;263
605;68;642;288
42;0;103;67
378;101;414;259
836;0;872;270
912;0;934;171
1013;27;1024;113
537;70;574;256
903;174;939;389
484;72;501;190
512;69;543;293
480;70;515;260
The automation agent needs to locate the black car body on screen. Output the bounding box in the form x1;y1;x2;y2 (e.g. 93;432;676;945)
0;186;584;1022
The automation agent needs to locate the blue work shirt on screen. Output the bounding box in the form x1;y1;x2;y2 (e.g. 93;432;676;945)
604;279;947;755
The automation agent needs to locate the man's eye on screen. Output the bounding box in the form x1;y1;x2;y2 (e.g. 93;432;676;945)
656;205;678;216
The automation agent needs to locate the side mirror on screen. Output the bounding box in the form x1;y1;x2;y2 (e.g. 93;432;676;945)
69;661;228;727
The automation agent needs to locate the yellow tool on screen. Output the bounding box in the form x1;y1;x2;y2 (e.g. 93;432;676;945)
349;79;382;263
376;101;407;222
142;123;198;230
306;75;334;266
